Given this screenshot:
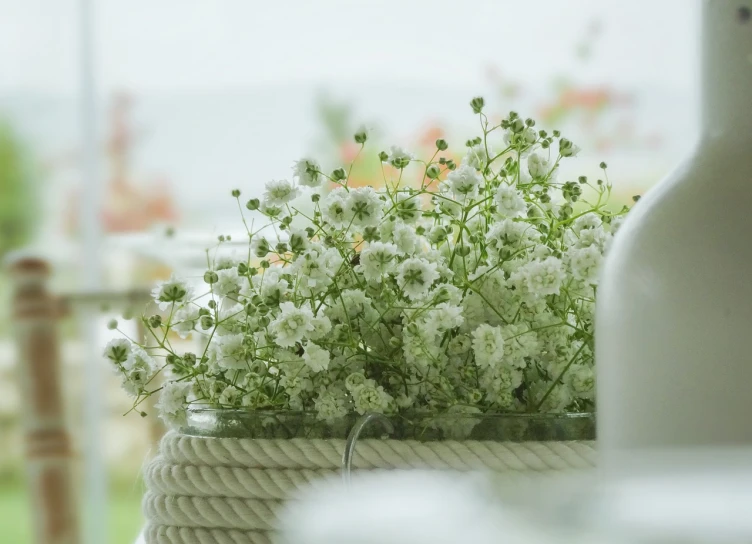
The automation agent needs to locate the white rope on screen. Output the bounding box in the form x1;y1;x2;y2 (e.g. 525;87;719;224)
144;525;272;544
143;493;281;531
144;463;337;500
143;432;596;544
160;432;596;471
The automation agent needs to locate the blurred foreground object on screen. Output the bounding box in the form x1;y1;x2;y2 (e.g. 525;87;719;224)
597;0;752;452
280;471;557;544
280;451;752;544
9;256;79;544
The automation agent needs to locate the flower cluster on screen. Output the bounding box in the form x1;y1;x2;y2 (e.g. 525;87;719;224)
105;97;629;427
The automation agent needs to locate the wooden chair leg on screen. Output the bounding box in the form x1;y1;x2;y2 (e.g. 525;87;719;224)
10;257;80;544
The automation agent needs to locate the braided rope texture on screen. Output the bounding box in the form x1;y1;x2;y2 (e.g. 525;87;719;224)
144;431;596;543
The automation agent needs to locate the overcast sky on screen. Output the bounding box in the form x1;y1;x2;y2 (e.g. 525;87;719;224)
2;0;699;94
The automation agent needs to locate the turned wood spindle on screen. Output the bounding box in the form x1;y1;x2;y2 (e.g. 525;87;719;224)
10;257;80;544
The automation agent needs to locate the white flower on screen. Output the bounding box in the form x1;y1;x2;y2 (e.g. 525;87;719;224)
608;216;625;235
494;185;527;218
269;302;316;347
152;275;192;310
292;158;322;188
213;267;242;298
357;242;399;283
568;245;602;285
103;338;132;366
121;347;158;397
502;324;539;369
463;144;491;171
568;364;594;400
527;152;552;179
302;342;330;372
385;145;414;167
321;188;349;228
575;225;611;250
219;384;242;406
485;219;538;260
446;164;482;196
155;380;190;427
345;372;368;393
345;187;383;228
354;384;392;415
425;303;464;332
309;315;332;340
520;257;565;296
391;222;420;254
172;305;200;338
255;266;289;302
572;214;602;235
263;179;299;207
292;246;342;296
214;333;250;370
314;389;348;423
393;191;421;223
472;324;505;369
397;258;440;300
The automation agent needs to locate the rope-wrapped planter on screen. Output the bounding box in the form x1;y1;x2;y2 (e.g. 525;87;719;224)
142;413;596;544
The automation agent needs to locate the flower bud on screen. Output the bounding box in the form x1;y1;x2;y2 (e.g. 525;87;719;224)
332;168;347;181
148;315;162;329
207;299;217;309
203;271;218;284
378;151;388;162
246;198;260;210
354;129;368;144
435;138;448;151
311;193;320;202
107;318;118;330
260;260;270;269
200;315;214;330
231;189;241;197
510;118;525;134
470;96;485;114
599;161;608;169
456;244;471;257
237;262;249;275
426;164;441;179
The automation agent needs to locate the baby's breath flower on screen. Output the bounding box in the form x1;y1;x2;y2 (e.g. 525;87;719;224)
345;187;383;228
463;143;491;171
519;256;565;297
155;380;190;427
107;97;627;419
397;257;440;300
302;342;330;372
385;145;414;169
103;338;132;367
292;158;322;188
269;302;316;348
494;185;527;218
472;324;505;369
354;384;392;415
568;245;603;285
151;275;192;310
447;164;482;197
357;242;399;283
263;179;299;207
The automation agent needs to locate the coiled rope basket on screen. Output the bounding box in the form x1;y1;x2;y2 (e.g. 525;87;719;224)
142;411;596;544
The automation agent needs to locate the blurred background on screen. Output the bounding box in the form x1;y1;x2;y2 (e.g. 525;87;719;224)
1;0;699;542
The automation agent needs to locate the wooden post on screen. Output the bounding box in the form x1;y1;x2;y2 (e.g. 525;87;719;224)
9;257;79;544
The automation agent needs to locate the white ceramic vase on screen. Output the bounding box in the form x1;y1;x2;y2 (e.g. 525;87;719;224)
596;0;752;457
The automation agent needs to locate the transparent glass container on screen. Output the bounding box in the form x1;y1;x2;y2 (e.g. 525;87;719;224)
180;409;595;442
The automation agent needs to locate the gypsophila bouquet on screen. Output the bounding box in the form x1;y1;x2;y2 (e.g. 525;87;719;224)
104;97;630;428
